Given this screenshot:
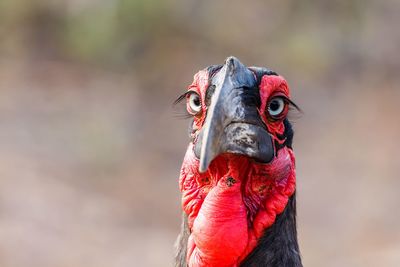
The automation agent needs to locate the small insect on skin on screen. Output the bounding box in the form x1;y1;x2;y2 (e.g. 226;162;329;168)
226;177;236;187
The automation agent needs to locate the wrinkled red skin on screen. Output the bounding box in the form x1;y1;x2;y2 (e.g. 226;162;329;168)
180;71;296;267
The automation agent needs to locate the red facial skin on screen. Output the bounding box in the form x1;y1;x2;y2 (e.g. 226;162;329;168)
180;71;296;267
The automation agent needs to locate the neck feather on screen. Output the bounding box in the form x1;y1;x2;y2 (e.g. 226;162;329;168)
240;193;302;267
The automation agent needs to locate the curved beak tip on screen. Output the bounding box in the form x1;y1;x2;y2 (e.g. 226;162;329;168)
199;152;212;173
198;164;207;173
198;146;212;173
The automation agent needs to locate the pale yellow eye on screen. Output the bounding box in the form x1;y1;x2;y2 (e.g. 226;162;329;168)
187;92;202;115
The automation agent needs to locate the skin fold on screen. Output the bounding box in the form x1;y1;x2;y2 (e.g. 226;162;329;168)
180;144;295;266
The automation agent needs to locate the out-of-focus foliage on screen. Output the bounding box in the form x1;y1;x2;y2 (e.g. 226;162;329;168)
2;0;399;83
0;0;399;267
2;0;397;72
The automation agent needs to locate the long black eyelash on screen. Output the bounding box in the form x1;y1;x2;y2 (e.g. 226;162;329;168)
172;106;192;119
285;98;302;113
173;113;192;119
286;98;303;122
173;92;302;120
172;92;192;120
173;92;190;106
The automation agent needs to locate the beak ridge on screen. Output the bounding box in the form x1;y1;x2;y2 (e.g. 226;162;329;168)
197;57;274;173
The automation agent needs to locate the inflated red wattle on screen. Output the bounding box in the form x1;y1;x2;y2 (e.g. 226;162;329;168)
190;178;248;266
179;144;296;267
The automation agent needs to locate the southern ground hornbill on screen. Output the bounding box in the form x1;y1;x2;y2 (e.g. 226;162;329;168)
174;57;302;267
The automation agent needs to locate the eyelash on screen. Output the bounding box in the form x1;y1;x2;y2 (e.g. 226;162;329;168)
174;92;301;118
173;92;190;105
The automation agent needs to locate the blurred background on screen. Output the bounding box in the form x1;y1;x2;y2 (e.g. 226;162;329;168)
0;0;399;266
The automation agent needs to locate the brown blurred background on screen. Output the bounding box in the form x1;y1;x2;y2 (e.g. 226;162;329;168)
0;0;399;266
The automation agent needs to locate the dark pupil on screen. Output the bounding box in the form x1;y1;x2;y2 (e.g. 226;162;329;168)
269;100;280;111
193;96;200;106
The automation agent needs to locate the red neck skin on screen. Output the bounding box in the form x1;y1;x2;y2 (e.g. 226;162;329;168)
179;144;296;267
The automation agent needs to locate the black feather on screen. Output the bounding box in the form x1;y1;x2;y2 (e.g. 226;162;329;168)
240;194;302;267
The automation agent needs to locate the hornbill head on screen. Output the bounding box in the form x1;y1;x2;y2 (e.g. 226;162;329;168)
176;57;300;266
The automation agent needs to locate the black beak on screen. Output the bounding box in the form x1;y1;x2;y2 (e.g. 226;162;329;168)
194;57;274;173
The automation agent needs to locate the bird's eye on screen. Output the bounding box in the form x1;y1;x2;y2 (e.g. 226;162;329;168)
187;92;202;115
267;97;286;118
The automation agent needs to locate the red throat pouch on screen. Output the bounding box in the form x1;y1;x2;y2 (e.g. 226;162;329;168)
179;144;296;267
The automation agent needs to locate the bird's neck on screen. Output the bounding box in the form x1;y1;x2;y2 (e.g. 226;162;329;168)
178;144;299;266
240;194;302;266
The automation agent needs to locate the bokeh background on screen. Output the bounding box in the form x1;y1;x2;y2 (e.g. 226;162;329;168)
0;0;399;266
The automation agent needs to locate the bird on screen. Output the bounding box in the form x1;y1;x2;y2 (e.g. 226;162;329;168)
174;56;302;267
